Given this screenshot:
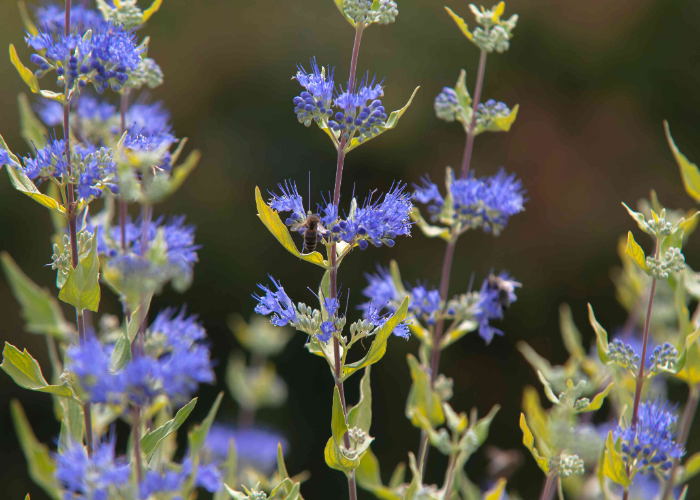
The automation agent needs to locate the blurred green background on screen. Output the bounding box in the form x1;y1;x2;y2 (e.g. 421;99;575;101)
1;0;700;498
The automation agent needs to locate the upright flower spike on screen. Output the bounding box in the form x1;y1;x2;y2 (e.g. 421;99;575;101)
293;58;335;127
446;2;518;53
331;76;386;143
614;399;685;479
474;271;520;343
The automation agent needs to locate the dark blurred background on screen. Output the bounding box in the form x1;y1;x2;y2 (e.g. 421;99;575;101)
2;0;700;498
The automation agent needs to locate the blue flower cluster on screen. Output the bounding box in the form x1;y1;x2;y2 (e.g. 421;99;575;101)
270;180;412;250
26;21;142;91
360;265;441;325
139;460;221;498
66;309;214;405
253;276;298;327
34;4;103;33
0;149;19;170
474;271;520;344
615;399;685;478
413;169;525;236
434;87;461;122
204;425;287;473
293;59;388;144
55;437;130;500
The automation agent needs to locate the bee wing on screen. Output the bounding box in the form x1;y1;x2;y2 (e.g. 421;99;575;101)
317;222;329;235
289;221;306;232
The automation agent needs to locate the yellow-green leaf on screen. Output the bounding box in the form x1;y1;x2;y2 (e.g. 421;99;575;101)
333;0;357;27
665;121;700;203
18;1;40;36
345;87;420;153
678;451;700;483
4;153;66;213
520;413;548;474
603;431;631;486
588;304;610;363
324;437;360;473
621;202;652;234
141;398;197;460
576;382;613;413
342;296;409;381
347;367;372;434
255;187;327;268
331;386;349;446
1;343;77;401
625;231;650;274
147;149;200;203
405;354;444;428
477;104;519;134
58;227;101;312
445;6;474;41
440;319;478;349
1;252;72;338
410;207;451;241
10;44;40;93
483;478;507;500
188;392;223;457
537;371;559;404
142;0;163;22
559;303;585;360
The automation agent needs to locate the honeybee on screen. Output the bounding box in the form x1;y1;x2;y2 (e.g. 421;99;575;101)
487;274;520;309
290;214;327;254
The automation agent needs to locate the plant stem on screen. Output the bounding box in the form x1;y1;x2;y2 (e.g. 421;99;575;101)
460;50;487;179
442;452;458;500
660;383;700;500
540;473;556;500
630;239;660;428
63;0;95;458
132;406;143;484
622;489;629;500
119;91;129;252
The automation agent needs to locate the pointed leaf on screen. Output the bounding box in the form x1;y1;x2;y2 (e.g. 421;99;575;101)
404;452;422;500
576;383;613;413
445;7;474;41
388;462;405;489
10;400;61;500
1;343;77;401
588;304;610;363
59;227;101;312
483;478;507;500
519;413;549;474
477;105;519;134
345;87;420;153
333;0;358;27
255;187;327;268
537;371;559;404
559;303;584;360
324;436;360;473
603;431;631;486
625;231;650;274
4;159;65;213
665;121;700;203
142;0;163;21
342;296;409;380
331;386;349;446
9;44;40;93
109;331;131;371
347;366;372;433
410;207;451;241
188;392;224;457
141;398;197;460
355;448;382;489
621;202;652;234
1;252;71;338
406;354;444;427
678;451;700;483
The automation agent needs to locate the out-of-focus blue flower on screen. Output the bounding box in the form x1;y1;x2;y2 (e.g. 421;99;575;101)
150;307;207;349
194;463;222;492
66;338;121;404
55;437;129;500
0;149;19;170
474;271;520;344
139;470;184;499
124;101;172;136
269;180;306;220
159;346;215;402
76;95;117;122
36;99;64;126
253;276;298;327
204;425;287;473
34;4;103;33
413;176;444;217
615;399;685;479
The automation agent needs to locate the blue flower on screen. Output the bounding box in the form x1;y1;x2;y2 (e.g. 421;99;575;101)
253;276;298;327
324;297;340;316
36;99;64;126
615;399;685;479
150;307;207;349
22;137;70;179
140;470;184;499
0;149;19;170
194;463;222;492
204;425;287;473
76;95;117;122
434;87;461;122
318;321;335;343
269;180;306;220
34;4;103;33
330;76;386;143
293;58;335;126
412;176;444;218
360;266;401;313
66;338;121;404
474;271;520;344
159;346;215;402
125;101;172;137
409;284;441;325
55;436;130;499
122;356;161;405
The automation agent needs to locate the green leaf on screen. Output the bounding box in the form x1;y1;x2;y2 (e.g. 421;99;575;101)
1;252;71;338
472;404;500;445
345;87;421;153
665;121;700;203
454;69;472;113
1;343;77;401
576;383;613;413
588;304;610;364
388;462;405;489
141;398;197;460
625;231;650;274
57;398;84;454
405;354;445;428
519;413;549;474
3;152;65;213
58;228;101;312
342;296;409;381
331;386;349;446
404;453;422;500
324;436;360;473
559;304;585;360
109;331;131;372
127;295;152;342
445;6;474;42
188;392;224;457
146;149;200;203
603;431;631;486
333;0;357;27
213;440;238;500
18;94;49;149
9;44;40;93
483;479;507;500
537;371;559;404
356;448;382;488
440;319;478;349
476;105;519;134
347;367;372;434
678;451;700;483
11;400;61;500
142;0;163;21
410;207;451;241
621;202;652;234
224;485;248;500
255;187;328;268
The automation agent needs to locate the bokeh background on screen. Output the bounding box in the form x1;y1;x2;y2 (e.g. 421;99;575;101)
1;0;700;498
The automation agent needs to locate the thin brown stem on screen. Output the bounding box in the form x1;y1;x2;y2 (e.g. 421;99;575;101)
119;91;129;251
630;239;660;428
132;406;143;484
540;473;556;500
622;489;629;500
460;50;487;179
442;452;458;500
660;383;700;500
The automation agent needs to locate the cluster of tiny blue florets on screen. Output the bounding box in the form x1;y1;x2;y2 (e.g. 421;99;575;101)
34;4;103;33
474;271;520;344
413;169;525;235
66;309;214;405
434;87;461;122
615;399;685;479
26;21;142;92
204;425;286;473
253;276;298;327
293;58;388;144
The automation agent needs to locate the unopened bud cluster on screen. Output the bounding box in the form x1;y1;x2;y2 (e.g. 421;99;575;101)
434;374;454;402
646;247;685;279
98;0;144;30
51;232;92;277
434;88;461;122
574;397;590;411
469;4;518;53
343;0;398;26
548;454;585;478
123;58;164;90
475;99;510;128
646;210;674;236
69;147;114;184
348;426;367;445
294;303;323;335
649;342;678;374
608;339;640;373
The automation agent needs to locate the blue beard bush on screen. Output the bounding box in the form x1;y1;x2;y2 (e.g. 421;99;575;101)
1;1;700;500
